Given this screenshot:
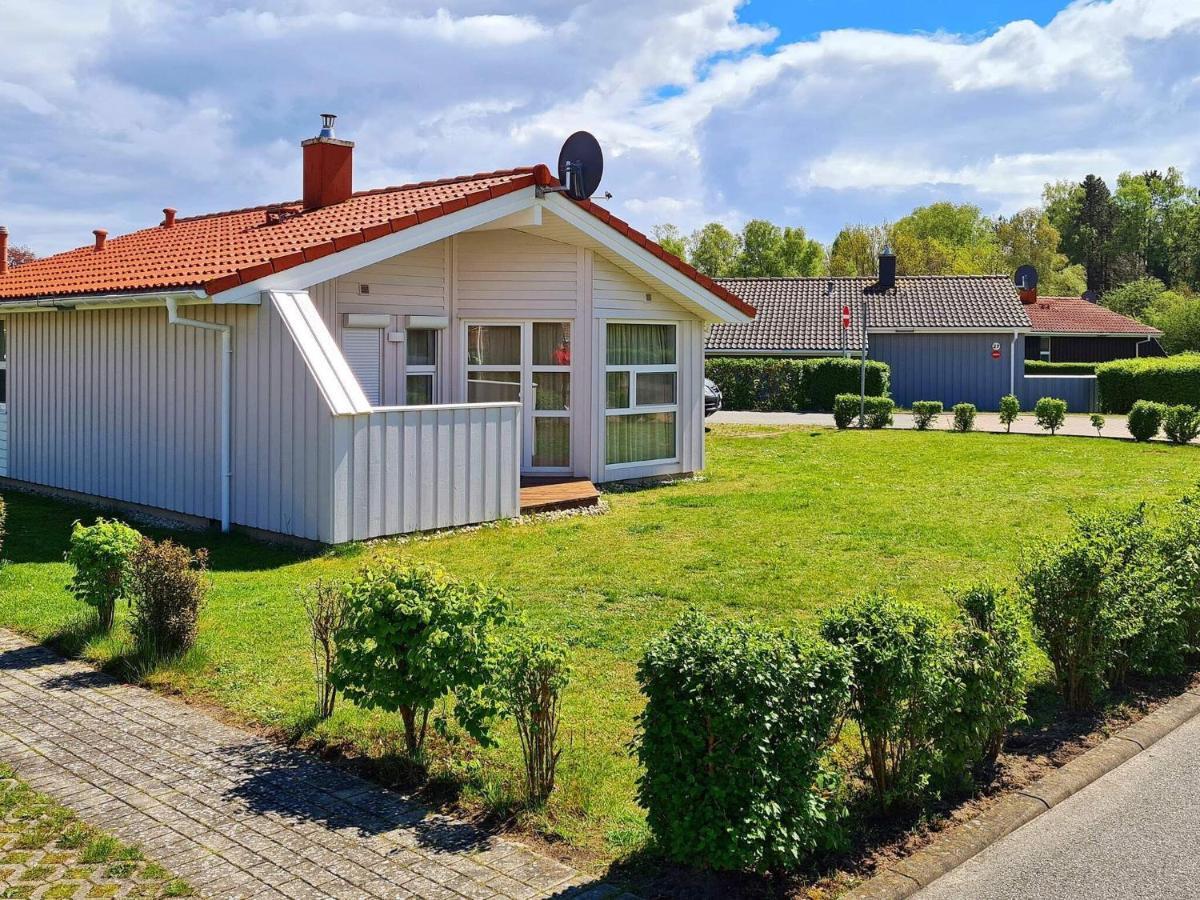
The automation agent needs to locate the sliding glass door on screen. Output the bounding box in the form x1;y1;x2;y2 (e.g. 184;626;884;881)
466;321;572;473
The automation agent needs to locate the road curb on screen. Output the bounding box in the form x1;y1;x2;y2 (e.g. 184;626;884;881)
842;687;1200;899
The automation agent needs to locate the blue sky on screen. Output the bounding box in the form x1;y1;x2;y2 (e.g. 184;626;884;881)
2;1;1199;255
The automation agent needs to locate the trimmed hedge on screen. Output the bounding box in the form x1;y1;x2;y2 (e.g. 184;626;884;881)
1025;360;1097;375
706;357;890;413
834;394;893;429
1096;354;1200;414
911;401;943;430
1127;401;1166;442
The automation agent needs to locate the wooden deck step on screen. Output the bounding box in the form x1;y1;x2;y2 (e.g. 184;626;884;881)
519;477;600;515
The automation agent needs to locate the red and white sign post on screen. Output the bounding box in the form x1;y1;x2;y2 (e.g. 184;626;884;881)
841;305;851;358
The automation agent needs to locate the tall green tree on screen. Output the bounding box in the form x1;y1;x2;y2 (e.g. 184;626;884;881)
735;219;788;277
993;208;1085;295
1060;175;1118;294
651;224;687;259
1146;292;1200;353
781;226;827;276
888;203;1001;275
829;225;887;276
688;222;740;278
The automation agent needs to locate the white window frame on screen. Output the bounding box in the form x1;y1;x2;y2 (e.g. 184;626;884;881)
0;320;7;410
403;328;439;406
603;320;679;470
462;319;574;474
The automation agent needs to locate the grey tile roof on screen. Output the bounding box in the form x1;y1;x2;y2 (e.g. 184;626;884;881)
707;276;1032;353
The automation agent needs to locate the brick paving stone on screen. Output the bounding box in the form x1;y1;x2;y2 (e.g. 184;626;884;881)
0;629;608;899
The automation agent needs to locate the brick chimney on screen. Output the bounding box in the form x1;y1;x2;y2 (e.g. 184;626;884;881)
0;226;8;275
302;114;354;211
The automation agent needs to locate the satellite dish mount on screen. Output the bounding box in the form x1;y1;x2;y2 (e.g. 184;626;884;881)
538;131;606;201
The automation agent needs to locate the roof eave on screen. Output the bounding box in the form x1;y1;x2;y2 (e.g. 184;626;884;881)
0;288;212;313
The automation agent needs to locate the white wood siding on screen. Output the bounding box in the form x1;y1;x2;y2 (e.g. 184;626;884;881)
333;240;446;318
454;230;578;317
329;403;521;543
593;256;695;319
0;407;7;477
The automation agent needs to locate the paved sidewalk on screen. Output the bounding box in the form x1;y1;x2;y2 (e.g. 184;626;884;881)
710;410;1199;443
914;699;1200;899
0;630;602;899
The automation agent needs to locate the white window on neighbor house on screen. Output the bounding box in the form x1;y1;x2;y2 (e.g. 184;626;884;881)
405;328;437;405
604;322;678;467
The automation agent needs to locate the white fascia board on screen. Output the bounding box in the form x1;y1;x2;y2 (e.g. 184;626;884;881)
1028;330;1161;338
0;289;212;313
705;348;863;357
868;327;1031;334
270;289;370;415
213;189;537;304
543;194;753;325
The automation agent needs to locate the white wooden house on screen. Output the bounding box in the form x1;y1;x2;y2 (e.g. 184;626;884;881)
0;119;754;543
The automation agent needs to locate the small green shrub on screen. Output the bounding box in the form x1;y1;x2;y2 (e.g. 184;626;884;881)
300;579;347;720
862;396;895;429
493;636;570;807
637;611;851;872
1096;354;1200;414
1162;405;1200;445
128;538;208;658
952;403;977;432
945;585;1028;769
820;595;947;810
911;401;943;430
331;562;509;757
1019;506;1156;710
1090;413;1106;436
998;394;1020;433
1127;400;1167;442
704;357;890;412
64;519;143;631
1025;360;1097;375
833;393;858;429
1156;491;1200;649
1034;397;1068;435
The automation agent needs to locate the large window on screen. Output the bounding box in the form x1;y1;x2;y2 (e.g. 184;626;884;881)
405;328;437;405
605;322;677;466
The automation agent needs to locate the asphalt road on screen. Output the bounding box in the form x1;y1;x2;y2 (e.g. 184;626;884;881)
915;710;1200;899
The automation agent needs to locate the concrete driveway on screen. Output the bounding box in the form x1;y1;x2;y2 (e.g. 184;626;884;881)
708;410;1199;443
914;706;1200;899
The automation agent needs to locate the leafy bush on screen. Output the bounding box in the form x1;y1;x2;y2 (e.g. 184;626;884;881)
1090;413;1106;435
493;636;569;806
862;396;895;429
945;585;1028;769
997;394;1020;433
952;403;977;432
637;611;851;872
1096;354;1200;414
331;562;509;757
911;401;943;430
64;519;143;631
1019;506;1158;710
820;595;948;810
128;538;208;658
1024;361;1097;375
833;394;858;429
301;579;347;720
1156;491;1200;649
1162;405;1200;445
1127;400;1166;442
705;357;890;412
1034;397;1068;435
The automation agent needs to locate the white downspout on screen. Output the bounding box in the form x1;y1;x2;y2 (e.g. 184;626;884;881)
1010;330;1019;396
166;298;232;532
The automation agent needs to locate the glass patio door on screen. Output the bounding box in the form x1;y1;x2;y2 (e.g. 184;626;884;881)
466;321;572;473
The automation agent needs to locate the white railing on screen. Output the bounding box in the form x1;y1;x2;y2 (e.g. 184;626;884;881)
330;401;522;542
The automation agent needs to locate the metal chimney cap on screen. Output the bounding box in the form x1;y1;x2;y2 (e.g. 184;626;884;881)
880;245;895;257
319;113;337;138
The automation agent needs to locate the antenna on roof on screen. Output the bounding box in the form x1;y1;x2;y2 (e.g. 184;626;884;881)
538;132;605;201
1015;264;1038;304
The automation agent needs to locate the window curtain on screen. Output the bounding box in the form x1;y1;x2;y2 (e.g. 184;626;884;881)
606;413;676;465
606;323;675;366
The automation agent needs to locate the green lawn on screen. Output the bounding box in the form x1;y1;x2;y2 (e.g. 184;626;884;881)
0;425;1196;865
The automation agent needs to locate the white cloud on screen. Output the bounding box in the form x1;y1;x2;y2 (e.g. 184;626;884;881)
1;0;1199;253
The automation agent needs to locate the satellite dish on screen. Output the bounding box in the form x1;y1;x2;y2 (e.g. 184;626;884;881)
1014;265;1039;291
557;131;604;201
1082;289;1100;304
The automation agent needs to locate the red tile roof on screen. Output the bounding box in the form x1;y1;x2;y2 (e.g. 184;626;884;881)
0;164;754;318
1025;297;1160;335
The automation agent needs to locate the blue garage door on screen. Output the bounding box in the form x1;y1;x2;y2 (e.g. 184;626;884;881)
870;332;1021;411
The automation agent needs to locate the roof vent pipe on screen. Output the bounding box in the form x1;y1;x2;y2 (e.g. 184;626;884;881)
878;246;896;290
162;208;177;228
0;226;8;275
93;229;108;252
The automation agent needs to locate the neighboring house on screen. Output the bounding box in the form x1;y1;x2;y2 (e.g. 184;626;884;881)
708;253;1032;409
0;118;753;544
1023;296;1164;363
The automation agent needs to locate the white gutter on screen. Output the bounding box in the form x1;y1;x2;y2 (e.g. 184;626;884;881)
0;289;208;313
165;297;232;532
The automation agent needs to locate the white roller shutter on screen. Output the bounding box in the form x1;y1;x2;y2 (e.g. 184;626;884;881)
341;328;383;406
